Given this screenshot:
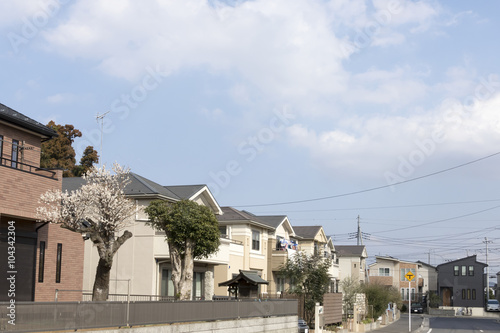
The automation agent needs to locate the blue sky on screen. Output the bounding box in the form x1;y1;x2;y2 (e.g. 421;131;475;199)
2;0;500;273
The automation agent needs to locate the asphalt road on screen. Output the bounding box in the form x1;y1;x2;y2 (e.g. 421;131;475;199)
373;313;424;332
421;316;500;332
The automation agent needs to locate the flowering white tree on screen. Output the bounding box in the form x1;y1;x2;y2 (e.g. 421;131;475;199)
37;163;137;301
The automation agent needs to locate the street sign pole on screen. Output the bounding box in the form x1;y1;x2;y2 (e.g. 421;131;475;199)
404;271;415;333
408;280;411;332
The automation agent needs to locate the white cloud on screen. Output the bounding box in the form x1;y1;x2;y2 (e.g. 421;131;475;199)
286;92;500;176
46;93;75;104
0;2;43;27
40;0;444;107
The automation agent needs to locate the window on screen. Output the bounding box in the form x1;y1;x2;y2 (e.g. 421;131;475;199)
219;226;227;237
401;288;410;301
192;272;204;300
314;241;319;255
252;230;260;251
462;289;466;300
0;135;3;160
276;236;283;250
472;289;476;300
411;288;415;301
454;266;459;276
38;241;45;283
468;266;474;276
379;268;390;276
55;243;62;283
161;269;174;297
276;276;285;293
461;266;467;276
11;139;19;168
400;268;416;281
467;289;471;300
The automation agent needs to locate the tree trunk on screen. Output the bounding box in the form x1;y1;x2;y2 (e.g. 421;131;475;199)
169;239;194;300
90;231;132;301
93;257;112;301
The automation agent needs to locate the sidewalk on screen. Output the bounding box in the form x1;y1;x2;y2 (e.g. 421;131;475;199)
372;314;425;333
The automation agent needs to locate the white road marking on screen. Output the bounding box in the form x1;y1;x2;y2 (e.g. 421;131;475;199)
426;329;432;333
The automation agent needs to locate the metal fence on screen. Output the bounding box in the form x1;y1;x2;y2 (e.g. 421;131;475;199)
0;299;297;332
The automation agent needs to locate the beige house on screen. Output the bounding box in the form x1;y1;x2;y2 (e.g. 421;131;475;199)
335;245;368;288
293;226;340;292
368;256;433;304
64;174;228;300
214;207;276;296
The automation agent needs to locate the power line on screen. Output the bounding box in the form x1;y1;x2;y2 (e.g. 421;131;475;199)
367;204;500;234
234;150;500;208
250;198;500;214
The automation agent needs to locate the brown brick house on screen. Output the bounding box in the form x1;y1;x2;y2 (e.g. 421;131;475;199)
0;103;84;301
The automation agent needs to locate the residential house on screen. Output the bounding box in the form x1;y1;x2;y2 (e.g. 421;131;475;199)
214;207;275;296
417;261;438;296
293;226;340;293
64;174;228;300
0;103;84;301
436;255;486;308
369;256;434;304
336;245;367;288
257;213;298;295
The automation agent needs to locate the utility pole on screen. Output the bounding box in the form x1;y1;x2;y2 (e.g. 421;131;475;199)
357;215;362;246
484;237;492;299
96;111;110;165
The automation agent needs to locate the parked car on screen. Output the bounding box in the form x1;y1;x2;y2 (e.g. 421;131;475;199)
486;299;500;312
298;318;309;333
411;303;424;314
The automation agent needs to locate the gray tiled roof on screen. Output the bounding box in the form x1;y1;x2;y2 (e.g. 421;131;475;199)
293;226;322;239
63;173;179;200
165;185;206;199
219;270;269;286
0;103;57;138
335;245;367;257
218;207;275;229
242;210;287;228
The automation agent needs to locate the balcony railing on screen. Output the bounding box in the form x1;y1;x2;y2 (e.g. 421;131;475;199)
0;157;57;179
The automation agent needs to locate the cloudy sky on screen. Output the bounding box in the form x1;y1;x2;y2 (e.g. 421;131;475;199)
2;0;500;272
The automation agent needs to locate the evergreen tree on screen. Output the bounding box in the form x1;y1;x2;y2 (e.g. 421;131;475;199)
41;121;99;177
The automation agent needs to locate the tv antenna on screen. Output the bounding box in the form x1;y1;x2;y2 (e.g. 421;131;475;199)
96;111;111;165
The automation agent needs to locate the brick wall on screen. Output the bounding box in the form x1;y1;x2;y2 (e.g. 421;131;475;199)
34;223;84;301
0;166;62;220
1;119;84;302
0;123;42;167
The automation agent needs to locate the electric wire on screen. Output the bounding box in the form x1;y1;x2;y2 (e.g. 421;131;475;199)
234;150;500;208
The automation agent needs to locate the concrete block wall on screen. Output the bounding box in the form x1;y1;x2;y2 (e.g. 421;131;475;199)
80;316;298;333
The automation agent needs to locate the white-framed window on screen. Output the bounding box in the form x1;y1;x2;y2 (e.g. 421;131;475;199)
276;276;285;293
411;288;415;301
400;268;416;281
252;230;260;251
401;288;405;300
11;139;19;168
379;268;390;276
219;225;227;238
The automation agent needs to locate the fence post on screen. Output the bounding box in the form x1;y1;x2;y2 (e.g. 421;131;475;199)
126;279;131;327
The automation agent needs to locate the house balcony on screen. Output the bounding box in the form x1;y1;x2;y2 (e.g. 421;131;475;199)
0;157;58;179
271;249;289;271
0;158;61;220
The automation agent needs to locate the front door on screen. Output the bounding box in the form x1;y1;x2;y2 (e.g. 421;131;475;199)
442;288;452;306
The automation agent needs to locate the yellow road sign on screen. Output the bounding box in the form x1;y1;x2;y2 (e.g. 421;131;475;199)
405;271;415;281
